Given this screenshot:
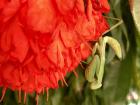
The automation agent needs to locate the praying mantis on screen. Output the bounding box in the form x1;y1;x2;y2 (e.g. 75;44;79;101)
85;17;123;89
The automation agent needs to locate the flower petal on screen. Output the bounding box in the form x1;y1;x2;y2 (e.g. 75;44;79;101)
11;20;29;62
27;0;57;33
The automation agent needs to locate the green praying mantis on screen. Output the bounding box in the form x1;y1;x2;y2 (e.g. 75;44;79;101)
85;17;123;90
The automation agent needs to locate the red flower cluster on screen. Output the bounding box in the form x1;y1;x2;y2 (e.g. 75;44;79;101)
0;0;110;95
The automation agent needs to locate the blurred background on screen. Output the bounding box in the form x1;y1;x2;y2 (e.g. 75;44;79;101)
0;0;140;105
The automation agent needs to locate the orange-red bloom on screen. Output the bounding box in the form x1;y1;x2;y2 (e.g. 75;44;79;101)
0;0;110;95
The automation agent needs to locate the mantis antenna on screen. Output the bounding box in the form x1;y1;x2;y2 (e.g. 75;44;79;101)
102;16;123;35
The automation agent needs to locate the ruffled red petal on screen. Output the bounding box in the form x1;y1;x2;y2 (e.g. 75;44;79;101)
0;0;110;94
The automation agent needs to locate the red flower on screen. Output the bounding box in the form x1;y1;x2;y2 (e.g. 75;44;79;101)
0;0;110;100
